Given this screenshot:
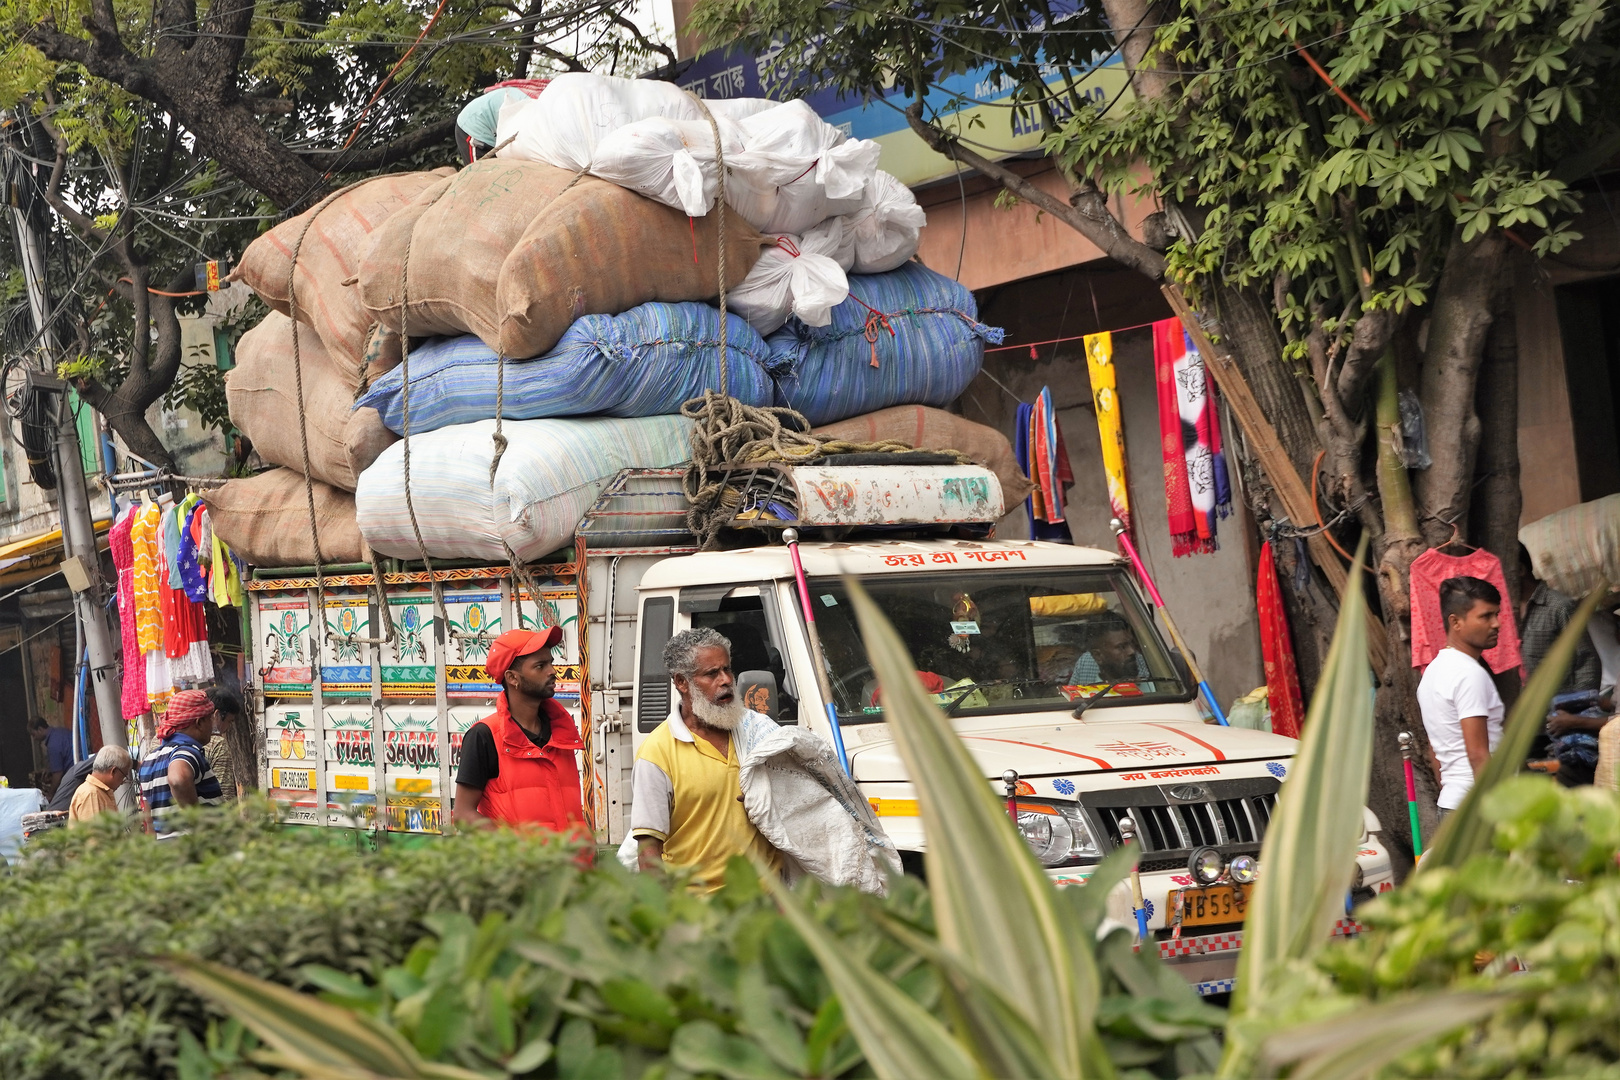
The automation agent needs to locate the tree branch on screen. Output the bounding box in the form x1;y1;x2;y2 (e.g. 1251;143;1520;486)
191;0;257;96
904;103;1167;280
603;6;676;67
1334;306;1395;406
299;117;456;171
24;18;161;101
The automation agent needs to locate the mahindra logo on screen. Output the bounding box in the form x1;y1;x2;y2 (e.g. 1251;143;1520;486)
1166;784;1209;802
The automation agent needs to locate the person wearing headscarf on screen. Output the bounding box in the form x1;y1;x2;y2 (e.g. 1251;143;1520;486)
137;689;225;836
451;627;584;831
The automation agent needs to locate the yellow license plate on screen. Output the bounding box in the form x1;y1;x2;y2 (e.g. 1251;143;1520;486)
1170;884;1251;928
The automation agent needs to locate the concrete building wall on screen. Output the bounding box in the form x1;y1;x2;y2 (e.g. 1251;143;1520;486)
959;264;1266;710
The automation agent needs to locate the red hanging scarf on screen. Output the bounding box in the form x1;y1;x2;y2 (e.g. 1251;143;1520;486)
1154;320;1202;555
1256;540;1305;738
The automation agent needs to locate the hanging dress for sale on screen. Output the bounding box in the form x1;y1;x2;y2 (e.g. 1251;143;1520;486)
130;502;173;709
162;498;213;686
109;508;149;719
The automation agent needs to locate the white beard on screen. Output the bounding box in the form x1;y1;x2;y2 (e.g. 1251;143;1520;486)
691;690;745;731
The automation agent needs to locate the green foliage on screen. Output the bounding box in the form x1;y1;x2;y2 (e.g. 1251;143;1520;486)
54;354;107;382
1049;0;1616;321
1306;779;1620;1077
0;803;591;1079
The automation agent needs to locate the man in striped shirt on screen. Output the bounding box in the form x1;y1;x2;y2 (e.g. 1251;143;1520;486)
139;690;225;835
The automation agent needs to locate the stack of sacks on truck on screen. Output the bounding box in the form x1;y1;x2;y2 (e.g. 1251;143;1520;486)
216;72;1012;568
207;169;457;566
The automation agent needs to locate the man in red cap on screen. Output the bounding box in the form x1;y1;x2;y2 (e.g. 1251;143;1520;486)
452;626;585;831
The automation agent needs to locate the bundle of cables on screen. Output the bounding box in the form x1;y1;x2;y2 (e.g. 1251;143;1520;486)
3;355;60;490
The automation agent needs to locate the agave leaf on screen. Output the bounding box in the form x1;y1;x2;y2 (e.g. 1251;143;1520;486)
1419;584;1609;872
163;955;486;1080
847;580;1105;1077
876;912;1064;1078
1220;537;1376;1076
1260;991;1512;1080
762;875;980;1080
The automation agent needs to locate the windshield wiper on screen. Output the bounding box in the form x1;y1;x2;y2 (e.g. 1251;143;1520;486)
941;682;993;717
1071;681;1125;719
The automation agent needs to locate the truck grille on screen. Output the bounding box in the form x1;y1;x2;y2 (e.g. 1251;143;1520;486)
1085;780;1279;856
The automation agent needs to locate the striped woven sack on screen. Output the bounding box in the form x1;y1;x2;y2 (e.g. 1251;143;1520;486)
766;261;1003;426
354;415;692;563
355;303;773;435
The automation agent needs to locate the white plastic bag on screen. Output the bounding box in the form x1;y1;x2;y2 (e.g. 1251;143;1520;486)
729;218;853;334
495;72;703;172
702;97;777;122
590;116;745;216
727;100;881;234
848;170;927;273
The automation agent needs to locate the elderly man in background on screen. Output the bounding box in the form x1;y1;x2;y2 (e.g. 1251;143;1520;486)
631;628;783;891
69;746;132;826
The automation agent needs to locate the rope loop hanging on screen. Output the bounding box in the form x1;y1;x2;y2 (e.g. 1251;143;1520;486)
286;188;399;647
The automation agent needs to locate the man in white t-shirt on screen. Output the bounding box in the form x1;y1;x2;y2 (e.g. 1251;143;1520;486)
1417;576;1505;816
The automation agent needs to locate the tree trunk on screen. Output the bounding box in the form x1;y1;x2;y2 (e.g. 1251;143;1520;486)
1413;229;1508;545
1473;265;1524;712
1472;269;1523;598
1211;285;1321;483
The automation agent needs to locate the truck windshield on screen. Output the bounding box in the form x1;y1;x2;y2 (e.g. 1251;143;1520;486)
807;567;1191;723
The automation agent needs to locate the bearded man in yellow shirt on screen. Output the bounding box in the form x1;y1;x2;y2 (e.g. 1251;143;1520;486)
631;628;782;891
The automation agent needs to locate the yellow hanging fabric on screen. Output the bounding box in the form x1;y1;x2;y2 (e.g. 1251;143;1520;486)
1084;331;1132;532
211;533;244;608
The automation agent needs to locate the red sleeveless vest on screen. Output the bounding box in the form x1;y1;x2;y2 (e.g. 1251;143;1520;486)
475;697;585;830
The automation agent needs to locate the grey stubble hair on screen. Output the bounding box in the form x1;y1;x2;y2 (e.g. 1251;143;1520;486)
662;627;732;678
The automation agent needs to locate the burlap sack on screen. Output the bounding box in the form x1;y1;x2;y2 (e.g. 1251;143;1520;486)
231;169;454;367
205;468;369;568
359;322;402;382
345;407;395;479
495;176;767;359
813;405;1036;505
358;160;578;344
225;313;398;491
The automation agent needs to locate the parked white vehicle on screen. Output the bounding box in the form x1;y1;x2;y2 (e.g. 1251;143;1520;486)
249;467;1392;997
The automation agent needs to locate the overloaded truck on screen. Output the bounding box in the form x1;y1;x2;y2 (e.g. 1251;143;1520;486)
250;463;1392;996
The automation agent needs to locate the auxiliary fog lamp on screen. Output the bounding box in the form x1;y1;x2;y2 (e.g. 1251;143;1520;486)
1186;847;1260;886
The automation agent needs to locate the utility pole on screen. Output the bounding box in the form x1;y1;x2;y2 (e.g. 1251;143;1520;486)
5;131;127;749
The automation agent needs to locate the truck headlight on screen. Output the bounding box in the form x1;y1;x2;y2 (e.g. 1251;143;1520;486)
1015;802;1102;866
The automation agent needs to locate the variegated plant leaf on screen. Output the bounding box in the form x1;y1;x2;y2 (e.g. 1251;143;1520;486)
762;876;980;1080
1220;536;1376;1077
847;579;1109;1077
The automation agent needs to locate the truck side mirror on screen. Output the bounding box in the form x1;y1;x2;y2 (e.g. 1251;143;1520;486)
1169;648;1195;692
737;670;779;721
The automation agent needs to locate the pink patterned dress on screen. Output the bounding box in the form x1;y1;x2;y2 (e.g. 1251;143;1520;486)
109;508;149;719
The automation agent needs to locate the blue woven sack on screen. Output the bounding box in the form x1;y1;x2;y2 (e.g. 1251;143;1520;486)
355;302;773;434
766;261;1002;427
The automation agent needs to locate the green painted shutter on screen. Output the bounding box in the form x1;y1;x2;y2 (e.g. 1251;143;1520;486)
68;390;100;475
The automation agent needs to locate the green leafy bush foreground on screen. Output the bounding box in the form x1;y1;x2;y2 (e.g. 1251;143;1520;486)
0;804;589;1080
3;805;1219;1080
1311;776;1620;1078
